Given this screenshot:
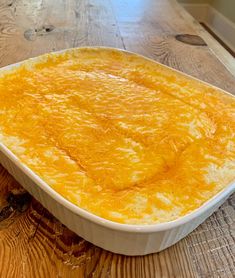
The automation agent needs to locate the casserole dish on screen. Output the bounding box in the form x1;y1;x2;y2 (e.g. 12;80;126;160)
0;47;234;255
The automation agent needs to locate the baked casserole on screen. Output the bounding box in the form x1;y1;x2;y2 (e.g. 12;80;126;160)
0;48;234;224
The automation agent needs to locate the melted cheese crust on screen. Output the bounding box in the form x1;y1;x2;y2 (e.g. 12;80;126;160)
0;48;234;224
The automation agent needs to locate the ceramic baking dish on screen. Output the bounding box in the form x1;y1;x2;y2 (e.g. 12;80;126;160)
0;48;234;256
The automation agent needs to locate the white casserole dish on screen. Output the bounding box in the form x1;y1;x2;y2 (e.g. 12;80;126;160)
0;47;234;256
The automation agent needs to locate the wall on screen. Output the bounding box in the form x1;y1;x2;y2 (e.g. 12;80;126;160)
212;0;235;23
178;0;235;23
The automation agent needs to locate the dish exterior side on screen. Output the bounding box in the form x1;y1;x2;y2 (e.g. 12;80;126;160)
0;47;234;255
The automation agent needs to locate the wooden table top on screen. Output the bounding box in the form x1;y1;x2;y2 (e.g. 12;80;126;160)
0;0;234;277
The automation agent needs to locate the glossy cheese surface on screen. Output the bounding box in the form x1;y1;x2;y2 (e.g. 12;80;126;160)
0;48;234;224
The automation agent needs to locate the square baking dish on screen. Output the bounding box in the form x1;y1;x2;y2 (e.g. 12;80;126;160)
0;48;234;256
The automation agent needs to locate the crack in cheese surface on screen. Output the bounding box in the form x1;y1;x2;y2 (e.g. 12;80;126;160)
0;48;234;224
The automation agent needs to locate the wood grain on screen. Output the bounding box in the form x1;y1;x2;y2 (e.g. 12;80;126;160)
0;0;234;277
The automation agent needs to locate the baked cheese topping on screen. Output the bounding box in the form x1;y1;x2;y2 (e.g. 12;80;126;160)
0;48;234;224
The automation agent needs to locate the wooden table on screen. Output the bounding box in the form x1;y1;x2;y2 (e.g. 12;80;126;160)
0;0;234;277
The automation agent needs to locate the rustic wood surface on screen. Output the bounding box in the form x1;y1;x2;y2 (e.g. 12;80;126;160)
0;0;234;277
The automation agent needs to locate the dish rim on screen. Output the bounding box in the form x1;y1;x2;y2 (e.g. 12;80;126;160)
0;46;234;233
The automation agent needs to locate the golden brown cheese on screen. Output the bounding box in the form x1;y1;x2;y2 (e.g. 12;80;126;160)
0;48;234;224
